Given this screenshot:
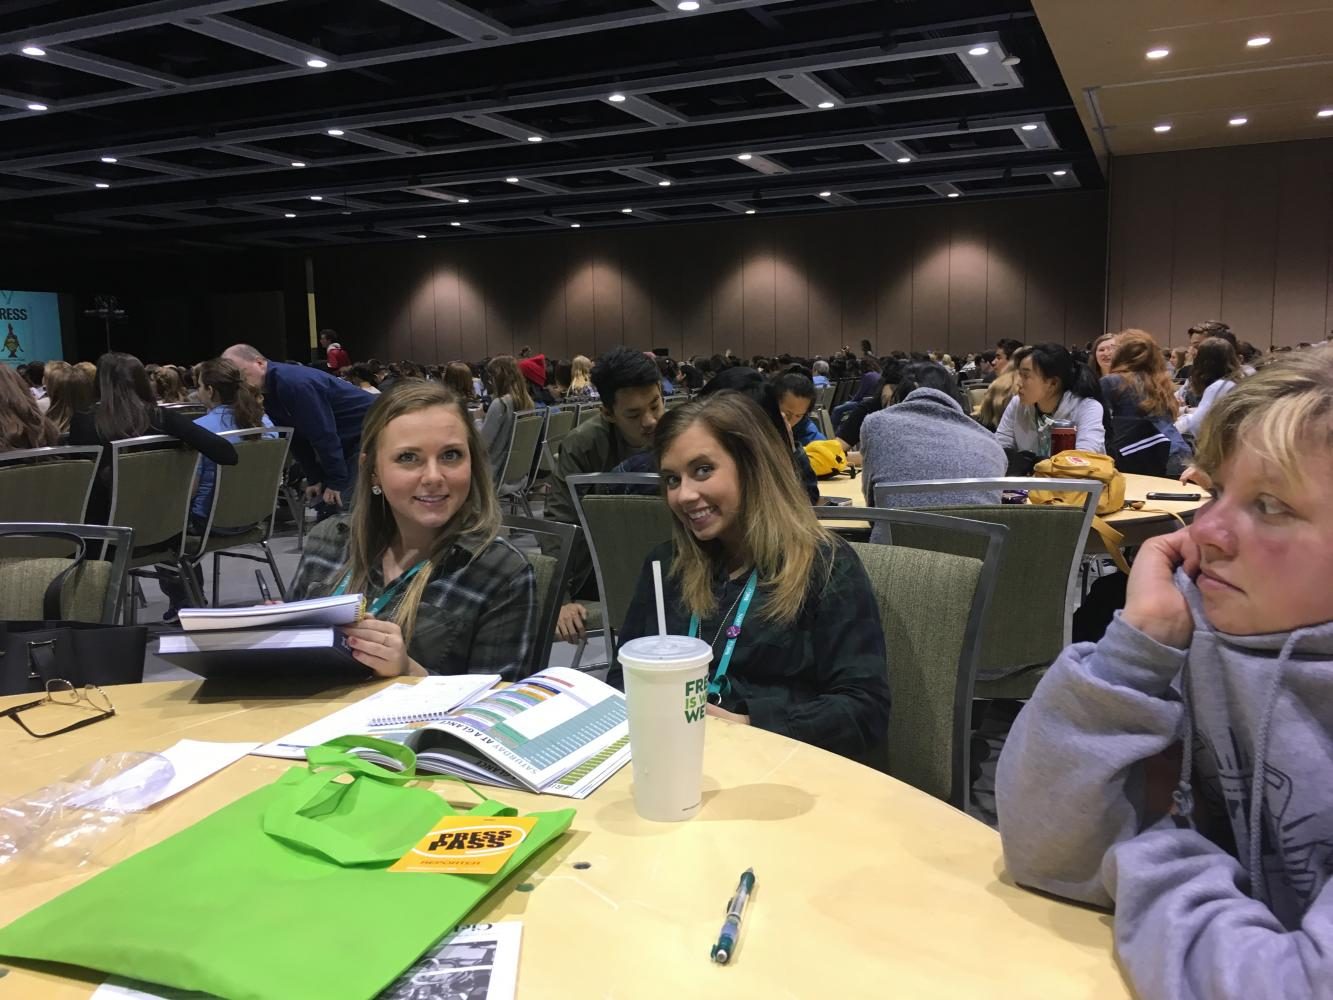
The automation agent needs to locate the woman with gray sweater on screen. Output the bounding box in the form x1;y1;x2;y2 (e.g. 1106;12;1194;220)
860;362;1007;538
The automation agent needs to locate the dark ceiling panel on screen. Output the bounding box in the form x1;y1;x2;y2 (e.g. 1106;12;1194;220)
0;53;119;100
230;0;462;55
73;24;283;79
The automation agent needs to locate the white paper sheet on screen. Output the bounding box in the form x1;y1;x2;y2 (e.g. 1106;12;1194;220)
66;740;260;810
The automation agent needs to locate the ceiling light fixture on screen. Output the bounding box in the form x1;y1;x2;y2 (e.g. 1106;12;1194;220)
26;103;47;111
817;100;836;109
526;135;543;142
608;92;626;103
309;195;323;200
1229;116;1248;126
1146;47;1170;60
291;161;305;167
1318;109;1333;118
1052;169;1068;177
744;209;756;215
417;234;426;239
967;46;990;57
457;197;470;203
570;223;581;228
306;58;328;68
94;182;110;189
21;46;45;57
621;207;633;213
737;153;753;161
100;156;117;164
946;192;960;198
326;128;344;136
658;180;671;186
677;1;701;10
1246;35;1271;48
284;212;296;218
1153;123;1173;133
450;221;461;226
819;190;832;197
505;176;520;183
1020;123;1039;131
896;156;912;163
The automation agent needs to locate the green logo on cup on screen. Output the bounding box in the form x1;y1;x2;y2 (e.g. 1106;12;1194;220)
684;677;707;723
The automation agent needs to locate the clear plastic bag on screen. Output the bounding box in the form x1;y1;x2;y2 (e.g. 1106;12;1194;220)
0;751;175;882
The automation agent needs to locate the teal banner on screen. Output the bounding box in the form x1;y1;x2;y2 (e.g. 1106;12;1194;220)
0;289;62;366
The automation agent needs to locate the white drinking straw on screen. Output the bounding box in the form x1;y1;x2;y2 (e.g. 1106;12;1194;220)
652;560;667;636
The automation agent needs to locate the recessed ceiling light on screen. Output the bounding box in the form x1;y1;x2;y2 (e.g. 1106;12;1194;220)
21;46;45;57
1153;123;1173;133
457;197;470;203
737;153;753;161
417;234;426;239
505;176;520;183
290;161;305;167
450;221;461;226
817;100;836;109
744;209;756;215
1246;35;1271;48
284;212;296;218
1052;169;1068;177
967;46;990;57
26;103;47;112
946;192;960;198
1146;47;1170;60
309;195;323;200
658;180;671;186
306;58;328;68
1020;123;1039;131
100;156;117;164
677;1;701;9
896;156;912;164
608;92;626;103
326;129;344;137
1229;116;1248;126
94;182;110;189
526;135;543;142
621;207;633;213
1318;109;1333;119
819;190;832;197
570;223;581;228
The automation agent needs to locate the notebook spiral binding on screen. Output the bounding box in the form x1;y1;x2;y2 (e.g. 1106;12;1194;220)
368;710;454;727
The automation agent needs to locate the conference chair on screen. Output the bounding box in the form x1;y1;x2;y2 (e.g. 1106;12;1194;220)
160;403;207;419
0;522;133;625
181;426;292;607
495;410;547;517
815;385;835;410
813;406;836;440
815;507;1005;810
874;478;1102;701
830;377;857;409
106;435;202;623
567;473;673;672
0;445;101;555
664;394;690;410
537;405;578;479
967;386;987;416
500;514;576;678
575;405;600;427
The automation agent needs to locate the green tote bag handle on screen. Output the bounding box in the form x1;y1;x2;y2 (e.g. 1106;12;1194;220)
262;736;516;866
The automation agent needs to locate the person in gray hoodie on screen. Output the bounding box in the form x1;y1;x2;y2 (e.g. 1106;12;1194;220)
860;361;1006;536
996;347;1333;1000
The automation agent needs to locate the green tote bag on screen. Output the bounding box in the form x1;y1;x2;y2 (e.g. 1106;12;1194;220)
0;737;575;1000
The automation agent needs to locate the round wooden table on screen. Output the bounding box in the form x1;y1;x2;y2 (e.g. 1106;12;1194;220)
817;473;1207;552
0;680;1129;999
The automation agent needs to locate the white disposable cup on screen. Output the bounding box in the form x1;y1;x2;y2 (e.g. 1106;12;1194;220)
619;635;714;822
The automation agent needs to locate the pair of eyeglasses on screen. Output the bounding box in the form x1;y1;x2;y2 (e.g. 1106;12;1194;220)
0;678;115;738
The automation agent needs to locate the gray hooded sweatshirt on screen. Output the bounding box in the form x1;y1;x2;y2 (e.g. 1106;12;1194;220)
996;570;1333;999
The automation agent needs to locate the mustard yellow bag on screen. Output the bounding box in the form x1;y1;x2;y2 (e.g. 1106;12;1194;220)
805;439;849;477
1029;450;1129;572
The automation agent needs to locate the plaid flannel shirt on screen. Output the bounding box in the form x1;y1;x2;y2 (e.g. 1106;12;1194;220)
290;515;537;680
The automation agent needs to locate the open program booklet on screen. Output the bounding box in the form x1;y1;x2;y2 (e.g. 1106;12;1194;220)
357;667;630;800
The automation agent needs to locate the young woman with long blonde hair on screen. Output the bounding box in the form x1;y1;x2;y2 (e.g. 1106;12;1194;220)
617;390;891;759
288;380;537;679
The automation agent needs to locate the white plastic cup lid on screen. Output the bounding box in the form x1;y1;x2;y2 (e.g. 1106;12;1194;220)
619;635;712;666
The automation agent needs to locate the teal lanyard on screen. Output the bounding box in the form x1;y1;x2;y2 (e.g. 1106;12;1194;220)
333;560;426;616
688;570;759;704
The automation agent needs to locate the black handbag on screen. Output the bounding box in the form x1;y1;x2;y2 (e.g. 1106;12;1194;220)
0;533;147;695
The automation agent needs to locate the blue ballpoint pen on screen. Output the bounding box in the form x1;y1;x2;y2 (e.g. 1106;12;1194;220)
710;868;756;964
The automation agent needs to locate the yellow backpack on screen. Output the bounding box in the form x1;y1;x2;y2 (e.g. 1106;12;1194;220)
1028;450;1129;572
804;439;849;478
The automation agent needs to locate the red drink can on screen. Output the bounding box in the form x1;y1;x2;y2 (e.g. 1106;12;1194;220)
1051;423;1077;454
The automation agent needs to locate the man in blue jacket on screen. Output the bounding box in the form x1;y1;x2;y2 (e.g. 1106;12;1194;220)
223;343;373;517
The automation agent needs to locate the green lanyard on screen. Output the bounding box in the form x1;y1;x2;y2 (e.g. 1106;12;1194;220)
688;570;759;704
333;560;427;616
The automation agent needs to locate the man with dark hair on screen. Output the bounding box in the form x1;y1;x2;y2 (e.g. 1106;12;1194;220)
318;329;350;372
976;349;1000;383
995;339;1023;374
548;346;665;643
222;342;373;520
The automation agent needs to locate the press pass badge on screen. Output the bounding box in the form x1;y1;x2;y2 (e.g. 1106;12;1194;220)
388;815;539;875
